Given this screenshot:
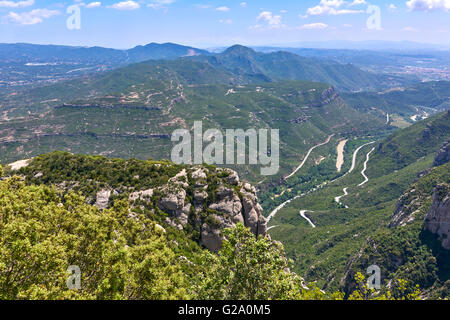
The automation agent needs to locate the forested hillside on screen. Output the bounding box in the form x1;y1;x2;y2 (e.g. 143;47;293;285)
0;154;422;300
0;79;386;184
267;111;450;297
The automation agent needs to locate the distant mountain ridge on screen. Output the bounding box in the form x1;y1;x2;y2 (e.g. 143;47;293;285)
0;42;402;91
0;42;210;64
263;40;450;51
187;45;391;91
342;81;450;117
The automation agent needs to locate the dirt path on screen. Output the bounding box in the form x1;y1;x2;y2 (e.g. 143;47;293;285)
285;134;334;180
266;194;303;222
336;139;348;172
333;141;375;206
334;187;348;206
268;141;375;224
358;147;375;186
348;142;375;174
300;210;316;228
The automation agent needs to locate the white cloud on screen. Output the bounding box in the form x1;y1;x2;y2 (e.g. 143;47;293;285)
240;2;247;7
219;19;232;24
86;2;101;8
109;1;140;10
300;22;328;29
148;0;175;6
406;0;450;11
216;6;230;12
322;0;346;7
350;0;366;5
0;0;34;8
306;0;364;15
5;8;60;25
256;11;282;28
388;3;397;10
335;9;364;14
403;26;417;31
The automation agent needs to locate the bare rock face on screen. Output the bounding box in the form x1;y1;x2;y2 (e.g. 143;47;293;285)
191;168;207;180
201;223;223;253
309;87;341;107
198;170;267;252
225;168;240;186
389;188;421;228
194;190;208;204
95;189;111;210
433;141;450;167
129;189;153;201
125;165;266;252
8;158;32;171
158;188;189;226
241;186;267;236
201;214;237;252
208;186;243;223
321;87;339;104
424;184;450;250
159;189;186;212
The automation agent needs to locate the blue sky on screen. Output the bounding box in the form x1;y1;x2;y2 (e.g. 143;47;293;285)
0;0;449;48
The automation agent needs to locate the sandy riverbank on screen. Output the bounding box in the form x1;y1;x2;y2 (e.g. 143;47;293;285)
336;139;348;172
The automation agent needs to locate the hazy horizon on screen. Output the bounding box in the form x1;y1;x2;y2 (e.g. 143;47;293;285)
1;39;449;52
0;1;449;49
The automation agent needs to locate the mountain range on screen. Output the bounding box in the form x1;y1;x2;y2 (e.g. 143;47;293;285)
0;42;411;92
0;42;210;64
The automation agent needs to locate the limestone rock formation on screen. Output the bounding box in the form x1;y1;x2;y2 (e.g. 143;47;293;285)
424;184;450;250
129;189;153;201
389;188;421;228
45;160;267;253
197;171;267;252
95;189;111;210
158;187;190;226
433;141;449;167
201;223;224;253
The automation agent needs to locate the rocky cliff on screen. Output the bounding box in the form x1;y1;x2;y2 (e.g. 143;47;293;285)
155;166;267;252
424;183;450;250
309;87;343;108
7;153;268;253
341;159;450;297
433;141;450;167
93;166;268;252
389;142;450;229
